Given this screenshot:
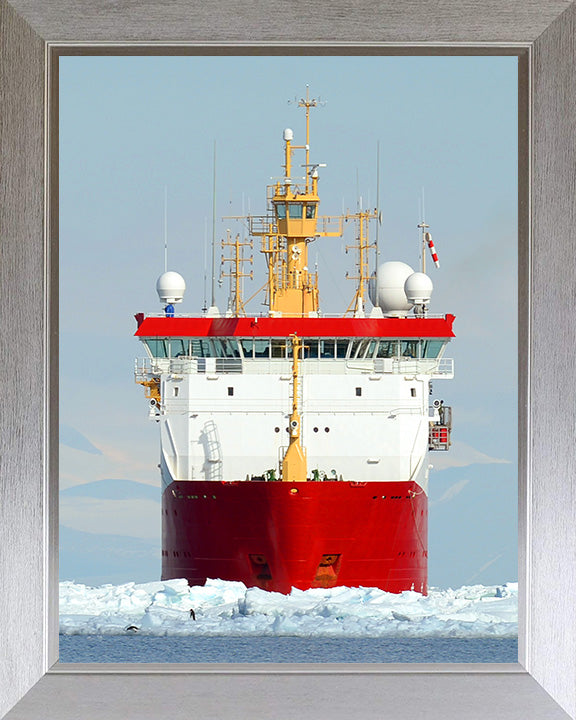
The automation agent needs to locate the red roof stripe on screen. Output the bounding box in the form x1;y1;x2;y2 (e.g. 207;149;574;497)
135;315;455;339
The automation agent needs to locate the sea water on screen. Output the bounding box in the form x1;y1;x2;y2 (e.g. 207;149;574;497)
60;635;517;664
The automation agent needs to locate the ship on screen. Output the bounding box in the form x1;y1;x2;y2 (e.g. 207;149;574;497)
134;90;454;595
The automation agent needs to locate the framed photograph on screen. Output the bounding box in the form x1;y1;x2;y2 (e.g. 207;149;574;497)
56;52;519;665
1;1;575;719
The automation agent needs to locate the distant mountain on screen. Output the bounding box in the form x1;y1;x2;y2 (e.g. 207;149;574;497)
60;478;160;502
60;424;103;454
59;525;161;586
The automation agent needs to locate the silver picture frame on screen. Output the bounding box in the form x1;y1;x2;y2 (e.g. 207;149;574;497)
1;1;575;718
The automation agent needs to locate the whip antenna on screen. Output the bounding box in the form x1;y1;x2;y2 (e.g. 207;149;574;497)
163;185;168;272
375;140;381;271
211;141;217;307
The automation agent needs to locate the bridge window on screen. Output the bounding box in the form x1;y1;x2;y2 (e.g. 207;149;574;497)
320;339;335;358
190;338;214;357
336;340;349;358
214;339;240;358
144;338;190;358
275;202;286;219
375;341;398;358
271;339;286;358
288;202;303;218
305;204;317;219
352;339;377;358
254;339;270;358
353;340;369;358
169;339;187;357
401;341;419;358
144;339;168;358
303;340;319;358
420;340;445;358
239;339;253;358
222;340;240;357
348;340;362;358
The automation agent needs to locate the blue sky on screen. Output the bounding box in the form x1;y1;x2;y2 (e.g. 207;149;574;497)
59;55;517;588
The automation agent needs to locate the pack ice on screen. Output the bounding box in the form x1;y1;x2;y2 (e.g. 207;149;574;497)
59;579;518;638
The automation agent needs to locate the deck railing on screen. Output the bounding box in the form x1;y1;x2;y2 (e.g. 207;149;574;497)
135;356;454;378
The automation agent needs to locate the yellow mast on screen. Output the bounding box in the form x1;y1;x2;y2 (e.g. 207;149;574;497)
344;208;378;315
220;230;253;316
248;88;342;318
281;334;307;482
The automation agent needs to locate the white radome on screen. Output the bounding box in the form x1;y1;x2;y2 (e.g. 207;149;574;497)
156;271;186;304
404;272;433;305
370;261;415;316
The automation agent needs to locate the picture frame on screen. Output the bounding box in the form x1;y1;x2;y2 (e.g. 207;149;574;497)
1;1;575;718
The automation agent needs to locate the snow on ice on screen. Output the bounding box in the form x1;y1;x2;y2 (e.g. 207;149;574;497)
59;579;518;638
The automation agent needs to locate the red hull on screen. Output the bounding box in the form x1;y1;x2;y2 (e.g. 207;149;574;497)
162;480;428;595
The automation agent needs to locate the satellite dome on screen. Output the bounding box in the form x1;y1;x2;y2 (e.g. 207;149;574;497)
404;272;433;305
156;271;186;304
371;261;414;316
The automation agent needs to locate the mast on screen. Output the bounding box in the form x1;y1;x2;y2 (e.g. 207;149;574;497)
345;208;378;316
248;89;342;317
220;231;253;316
281;334;307;482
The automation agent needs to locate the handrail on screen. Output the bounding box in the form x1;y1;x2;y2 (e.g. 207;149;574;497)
140;312;450;320
134;355;454;377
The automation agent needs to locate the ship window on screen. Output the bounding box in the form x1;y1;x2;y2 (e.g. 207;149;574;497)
348;340;361;358
420;340;445;358
174;387;179;397
303;340;319;358
190;338;214;357
319;339;335;358
211;339;225;358
375;340;398;358
169;339;187;358
144;339;168;358
305;204;317;219
356;387;362;396
214;339;240;358
401;341;418;358
254;339;270;358
275;202;286;219
228;387;234;396
271;339;286;358
353;339;374;358
410;388;416;397
288;202;303;218
239;339;253;358
336;340;349;359
221;339;240;358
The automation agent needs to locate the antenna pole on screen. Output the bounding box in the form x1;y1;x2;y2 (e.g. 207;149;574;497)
376;141;380;268
211;141;217;307
203;217;208;312
419;188;427;274
164;185;168;272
